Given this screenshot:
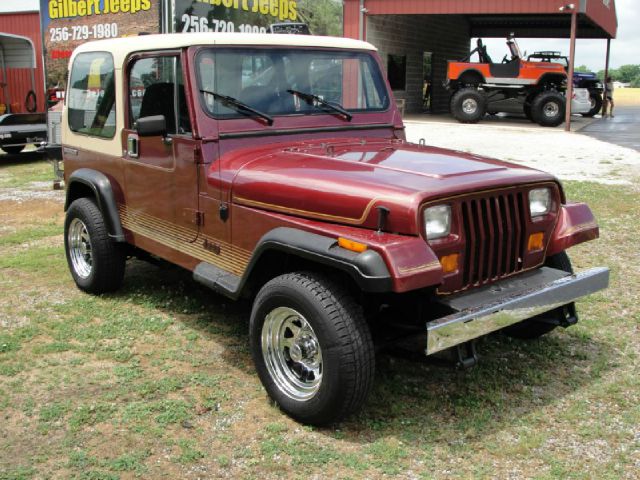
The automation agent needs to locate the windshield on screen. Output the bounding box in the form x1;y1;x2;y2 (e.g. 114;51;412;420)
196;48;389;119
531;56;569;68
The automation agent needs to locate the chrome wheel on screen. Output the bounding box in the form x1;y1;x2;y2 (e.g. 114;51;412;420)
462;98;478;115
68;218;93;279
543;101;560;118
261;307;322;401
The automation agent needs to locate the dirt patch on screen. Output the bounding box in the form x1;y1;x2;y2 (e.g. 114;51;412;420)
0;198;64;228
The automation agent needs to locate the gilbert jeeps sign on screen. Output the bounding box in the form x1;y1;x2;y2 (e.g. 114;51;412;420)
176;0;299;33
40;0;162;89
40;1;341;92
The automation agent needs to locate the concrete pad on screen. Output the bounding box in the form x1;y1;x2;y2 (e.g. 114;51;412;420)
579;106;640;151
403;112;599;133
404;116;640;185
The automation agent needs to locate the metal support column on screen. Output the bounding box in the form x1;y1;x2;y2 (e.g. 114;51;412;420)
359;0;367;40
602;38;611;116
565;5;578;132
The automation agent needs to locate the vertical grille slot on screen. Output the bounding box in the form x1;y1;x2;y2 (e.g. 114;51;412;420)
461;201;473;286
459;190;529;290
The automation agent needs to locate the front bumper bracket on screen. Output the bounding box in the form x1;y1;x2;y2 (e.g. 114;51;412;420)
426;266;609;355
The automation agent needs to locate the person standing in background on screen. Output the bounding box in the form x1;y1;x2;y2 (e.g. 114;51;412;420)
603;76;615;118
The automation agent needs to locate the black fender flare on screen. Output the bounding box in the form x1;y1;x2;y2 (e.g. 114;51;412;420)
193;227;393;300
65;168;125;241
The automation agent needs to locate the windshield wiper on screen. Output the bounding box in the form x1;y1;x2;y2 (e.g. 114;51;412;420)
287;89;353;122
200;89;274;126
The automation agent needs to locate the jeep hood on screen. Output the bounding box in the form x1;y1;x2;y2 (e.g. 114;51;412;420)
224;138;558;234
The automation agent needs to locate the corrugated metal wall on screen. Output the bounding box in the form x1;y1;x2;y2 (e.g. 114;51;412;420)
345;0;617;38
365;0;580;15
0;11;45;113
586;0;618;38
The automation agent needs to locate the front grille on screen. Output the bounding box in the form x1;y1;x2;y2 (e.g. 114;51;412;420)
460;191;528;288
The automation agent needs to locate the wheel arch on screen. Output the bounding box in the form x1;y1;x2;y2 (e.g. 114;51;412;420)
194;228;393;301
456;69;486;87
536;73;567;89
65;168;125;242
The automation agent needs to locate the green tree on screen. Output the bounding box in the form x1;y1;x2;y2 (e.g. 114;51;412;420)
597;68;617;81
616;64;640;83
297;0;343;36
597;65;640;83
574;65;591;73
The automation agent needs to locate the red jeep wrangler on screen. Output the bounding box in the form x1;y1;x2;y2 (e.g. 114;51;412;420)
62;33;608;425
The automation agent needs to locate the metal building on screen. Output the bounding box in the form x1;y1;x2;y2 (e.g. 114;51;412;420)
343;0;618;114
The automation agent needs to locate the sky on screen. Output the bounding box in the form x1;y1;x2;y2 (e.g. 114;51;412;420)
479;0;638;71
0;0;39;14
1;0;636;70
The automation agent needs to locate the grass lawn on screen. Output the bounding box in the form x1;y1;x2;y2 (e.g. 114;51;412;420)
0;159;638;479
613;88;640;107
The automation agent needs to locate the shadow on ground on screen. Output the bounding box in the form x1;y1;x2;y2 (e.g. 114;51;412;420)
111;257;614;446
0;150;47;167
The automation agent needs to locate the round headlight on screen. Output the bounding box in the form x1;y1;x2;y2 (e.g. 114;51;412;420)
529;188;552;217
424;205;451;240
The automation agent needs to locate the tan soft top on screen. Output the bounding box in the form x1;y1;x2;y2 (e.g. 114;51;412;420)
71;32;377;66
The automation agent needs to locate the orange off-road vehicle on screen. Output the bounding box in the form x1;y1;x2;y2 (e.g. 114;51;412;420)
447;36;568;127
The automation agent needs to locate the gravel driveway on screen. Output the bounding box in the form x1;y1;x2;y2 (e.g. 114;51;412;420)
405;119;640;185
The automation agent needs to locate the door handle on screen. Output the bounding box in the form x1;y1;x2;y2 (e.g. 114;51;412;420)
127;134;139;158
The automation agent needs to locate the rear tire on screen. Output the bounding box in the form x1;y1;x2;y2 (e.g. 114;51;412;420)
250;272;375;425
582;92;602;117
450;88;486;124
1;145;25;155
531;91;565;127
503;252;574;340
64;198;125;294
25;90;37;113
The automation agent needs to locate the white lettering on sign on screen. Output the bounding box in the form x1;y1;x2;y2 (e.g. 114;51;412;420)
603;0;611;8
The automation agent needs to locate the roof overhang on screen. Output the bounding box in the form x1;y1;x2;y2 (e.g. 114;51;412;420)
359;0;617;39
469;13;614;39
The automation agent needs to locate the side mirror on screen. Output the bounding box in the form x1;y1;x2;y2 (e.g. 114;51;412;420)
136;115;166;137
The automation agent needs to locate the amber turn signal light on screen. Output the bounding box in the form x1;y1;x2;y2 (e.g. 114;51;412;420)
440;253;459;274
338;237;368;253
527;232;545;252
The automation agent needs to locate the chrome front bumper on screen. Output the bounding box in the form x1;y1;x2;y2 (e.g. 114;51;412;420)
426;266;610;355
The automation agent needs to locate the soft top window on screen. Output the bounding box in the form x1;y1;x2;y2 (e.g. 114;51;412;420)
68;52;116;138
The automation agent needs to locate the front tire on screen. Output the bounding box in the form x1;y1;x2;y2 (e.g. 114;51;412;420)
503;252;574;340
250;272;375;425
450;88;486;123
582;92;603;117
64;198;125;294
531;91;565;127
